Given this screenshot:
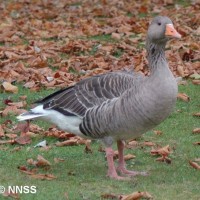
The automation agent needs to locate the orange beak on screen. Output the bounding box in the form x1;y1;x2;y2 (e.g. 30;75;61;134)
165;24;181;39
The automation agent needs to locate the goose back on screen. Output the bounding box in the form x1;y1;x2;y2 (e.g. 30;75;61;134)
36;71;144;118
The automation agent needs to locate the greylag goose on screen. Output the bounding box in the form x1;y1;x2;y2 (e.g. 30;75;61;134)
17;16;181;180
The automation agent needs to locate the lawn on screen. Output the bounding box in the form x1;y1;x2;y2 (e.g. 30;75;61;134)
0;82;199;200
0;0;200;199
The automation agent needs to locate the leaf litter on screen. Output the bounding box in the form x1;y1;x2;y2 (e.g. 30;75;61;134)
0;0;199;198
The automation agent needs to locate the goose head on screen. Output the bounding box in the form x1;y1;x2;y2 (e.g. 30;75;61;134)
147;16;181;44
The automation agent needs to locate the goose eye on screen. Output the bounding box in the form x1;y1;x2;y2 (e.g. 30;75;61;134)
158;22;161;26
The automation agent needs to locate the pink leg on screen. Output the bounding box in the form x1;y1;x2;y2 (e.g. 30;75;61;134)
105;147;128;180
117;140;148;176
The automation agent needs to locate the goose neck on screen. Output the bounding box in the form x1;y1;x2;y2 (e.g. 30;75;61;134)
146;40;167;73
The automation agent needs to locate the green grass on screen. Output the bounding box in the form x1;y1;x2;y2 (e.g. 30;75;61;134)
0;82;200;200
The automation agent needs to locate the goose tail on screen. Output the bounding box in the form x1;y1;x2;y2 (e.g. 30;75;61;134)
17;112;44;121
17;105;47;121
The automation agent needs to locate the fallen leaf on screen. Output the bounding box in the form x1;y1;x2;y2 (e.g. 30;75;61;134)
189;160;200;170
19;95;27;100
190;73;200;80
18;165;37;175
0;125;5;137
30;173;56;180
124;154;136;161
1;81;18;93
113;152;135;161
3;191;20;199
150;145;171;163
55;138;78;147
194;158;200;162
177;65;185;77
13;122;30;133
153;130;163;135
101;193;119;199
192;128;200;134
84;140;92;153
111;32;121;40
120;191;153;200
5;133;18;139
11;146;22;152
193;113;200;117
126;140;138;149
2;105;26;117
193;142;200;145
177;93;190;102
36;155;51;167
27;155;51;167
143;141;156;147
54;158;65;163
192;80;200;85
15;135;32;145
8;101;26;108
0;139;15;145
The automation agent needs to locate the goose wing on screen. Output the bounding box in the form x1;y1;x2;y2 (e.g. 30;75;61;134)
36;71;143;117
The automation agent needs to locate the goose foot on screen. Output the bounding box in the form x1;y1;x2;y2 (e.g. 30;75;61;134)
105;147;129;180
117;167;148;176
117;140;149;177
107;172;130;180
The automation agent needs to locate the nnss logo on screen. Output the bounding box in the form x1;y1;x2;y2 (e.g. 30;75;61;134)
8;186;37;194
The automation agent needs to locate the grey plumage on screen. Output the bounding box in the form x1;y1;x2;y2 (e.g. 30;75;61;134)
18;16;179;152
17;16;181;179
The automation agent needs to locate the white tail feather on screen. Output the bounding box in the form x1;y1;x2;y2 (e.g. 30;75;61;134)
17;113;45;121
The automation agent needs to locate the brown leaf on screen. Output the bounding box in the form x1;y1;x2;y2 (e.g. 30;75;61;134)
111;32;121;40
192;128;200;134
0;139;15;145
15;135;32;145
11;146;22;152
54;158;65;163
193;142;200;145
0;125;5;137
193;113;200;117
27;155;51;167
192;80;200;85
153;130;163;135
18;165;36;175
113;152;135;161
8;101;27;108
150;145;171;163
101;193;119;199
3;191;20;199
19;95;27;100
194;158;200;162
120;191;153;200
143;141;156;147
126;140;138;149
1;81;18;93
30;173;56;180
14;122;30;133
2;105;26;117
27;158;37;166
84;140;92;154
189;160;200;170
55;138;78;147
151;145;171;157
36;155;51;167
124;154;136;161
177;93;190;102
177;65;185;77
5;133;18;139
